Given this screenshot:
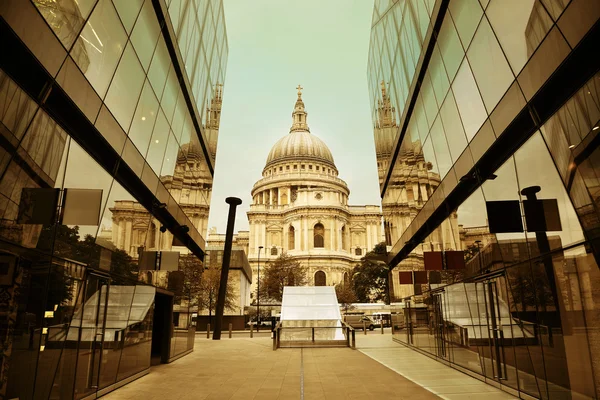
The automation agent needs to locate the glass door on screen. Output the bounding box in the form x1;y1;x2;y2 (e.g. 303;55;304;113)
480;276;519;392
73;273;110;399
432;292;448;360
405;301;414;345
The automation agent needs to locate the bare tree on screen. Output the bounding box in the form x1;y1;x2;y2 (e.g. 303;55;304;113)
180;255;236;323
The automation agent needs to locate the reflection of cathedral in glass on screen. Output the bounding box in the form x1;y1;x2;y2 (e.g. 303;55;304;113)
375;82;458;255
110;85;222;257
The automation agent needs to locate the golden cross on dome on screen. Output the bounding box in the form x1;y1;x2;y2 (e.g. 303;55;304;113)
296;84;303;96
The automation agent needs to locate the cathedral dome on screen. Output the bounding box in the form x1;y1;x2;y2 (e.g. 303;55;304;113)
177;142;204;162
265;131;335;168
264;86;336;170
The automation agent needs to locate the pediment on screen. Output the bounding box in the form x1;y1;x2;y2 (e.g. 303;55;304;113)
266;224;283;232
349;224;366;232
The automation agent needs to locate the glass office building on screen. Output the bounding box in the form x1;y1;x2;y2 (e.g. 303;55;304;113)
368;0;600;398
0;0;227;398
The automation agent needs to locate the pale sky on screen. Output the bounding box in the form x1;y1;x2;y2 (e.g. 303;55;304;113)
207;0;381;234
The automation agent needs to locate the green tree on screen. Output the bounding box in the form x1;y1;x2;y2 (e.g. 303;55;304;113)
335;283;357;313
259;252;308;302
352;242;390;303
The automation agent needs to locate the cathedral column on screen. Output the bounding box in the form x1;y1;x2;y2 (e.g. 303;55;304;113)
329;217;335;250
277;188;281;205
269;189;274;206
112;218;120;248
367;223;372;252
303;217;309;251
124;218;133;256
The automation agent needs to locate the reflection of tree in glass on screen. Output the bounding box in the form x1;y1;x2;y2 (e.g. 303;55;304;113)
37;225;138;283
45;267;74;309
463;243;480;262
352;242;389;303
508;263;555;315
259;253;308;302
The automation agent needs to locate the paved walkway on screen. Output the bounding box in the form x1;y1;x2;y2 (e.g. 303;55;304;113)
103;335;438;399
102;332;516;400
357;334;517;400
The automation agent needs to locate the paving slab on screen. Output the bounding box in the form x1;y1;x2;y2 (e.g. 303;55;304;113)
356;333;518;400
102;336;440;399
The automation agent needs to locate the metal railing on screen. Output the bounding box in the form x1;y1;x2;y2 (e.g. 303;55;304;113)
273;321;355;350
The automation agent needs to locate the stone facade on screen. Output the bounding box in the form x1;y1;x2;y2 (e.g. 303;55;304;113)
246;87;384;297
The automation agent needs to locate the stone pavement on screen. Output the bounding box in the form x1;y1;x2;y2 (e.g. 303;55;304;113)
358;334;518;400
102;334;440;399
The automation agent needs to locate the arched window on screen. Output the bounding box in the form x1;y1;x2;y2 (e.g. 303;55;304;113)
355;248;362;256
288;226;295;250
314;223;324;248
271;247;278;256
280;193;288;205
314;270;326;286
341;225;347;250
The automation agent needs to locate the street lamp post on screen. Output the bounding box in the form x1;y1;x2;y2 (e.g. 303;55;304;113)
257;246;263;332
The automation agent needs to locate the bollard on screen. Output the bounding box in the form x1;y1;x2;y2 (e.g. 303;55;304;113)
363;321;367;335
250;324;254;338
207;323;210;339
312;327;315;342
352;329;356;349
229;323;232;338
381;323;384;335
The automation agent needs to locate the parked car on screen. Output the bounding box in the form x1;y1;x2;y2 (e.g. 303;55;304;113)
246;320;269;327
343;315;375;330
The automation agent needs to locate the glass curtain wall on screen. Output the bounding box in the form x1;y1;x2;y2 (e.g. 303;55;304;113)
0;0;227;398
370;0;600;399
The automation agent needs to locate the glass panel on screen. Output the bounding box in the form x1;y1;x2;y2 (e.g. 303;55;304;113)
112;0;144;34
437;13;464;82
72;0;127;98
104;43;145;131
146;110;170;174
487;0;553;75
130;0;162;71
452;59;488;141
467;17;515;113
440;90;468;162
448;0;483;50
430;116;452;179
147;37;170;100
129;80;160;156
0;71;39;141
33;0;98;49
73;275;110;399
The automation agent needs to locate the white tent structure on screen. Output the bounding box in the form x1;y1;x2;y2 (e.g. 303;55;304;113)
279;286;345;341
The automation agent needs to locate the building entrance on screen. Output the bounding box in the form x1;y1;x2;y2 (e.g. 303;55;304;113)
73;272;110;399
151;292;173;365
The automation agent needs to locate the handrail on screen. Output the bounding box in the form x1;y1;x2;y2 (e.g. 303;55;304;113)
273;320;355;350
